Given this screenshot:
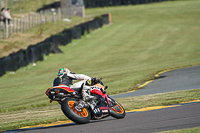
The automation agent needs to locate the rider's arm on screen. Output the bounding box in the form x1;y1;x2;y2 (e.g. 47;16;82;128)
68;73;91;80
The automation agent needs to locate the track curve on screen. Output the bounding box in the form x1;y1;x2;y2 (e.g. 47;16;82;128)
111;65;200;99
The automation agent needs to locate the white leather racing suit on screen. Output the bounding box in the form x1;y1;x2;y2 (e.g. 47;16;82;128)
53;72;94;101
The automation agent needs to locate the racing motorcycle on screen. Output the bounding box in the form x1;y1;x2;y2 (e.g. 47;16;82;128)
45;78;126;124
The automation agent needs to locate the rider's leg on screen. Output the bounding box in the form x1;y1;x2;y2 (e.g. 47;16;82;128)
70;80;84;90
70;80;94;101
81;81;95;101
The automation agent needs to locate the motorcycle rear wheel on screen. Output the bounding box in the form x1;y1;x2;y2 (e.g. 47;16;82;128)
61;98;91;124
110;100;126;119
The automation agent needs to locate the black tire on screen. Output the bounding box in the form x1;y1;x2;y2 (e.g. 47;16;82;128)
110;99;126;119
61;98;91;124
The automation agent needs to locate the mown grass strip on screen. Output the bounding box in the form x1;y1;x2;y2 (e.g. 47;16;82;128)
118;89;200;111
156;126;200;133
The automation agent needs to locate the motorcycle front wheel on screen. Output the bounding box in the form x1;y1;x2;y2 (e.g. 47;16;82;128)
61;98;91;124
110;99;126;119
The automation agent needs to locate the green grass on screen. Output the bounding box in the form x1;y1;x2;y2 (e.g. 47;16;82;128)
156;127;200;133
9;0;59;15
117;89;200;111
1;0;200;132
1;0;200;113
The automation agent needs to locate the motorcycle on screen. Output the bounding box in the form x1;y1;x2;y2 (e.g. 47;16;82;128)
45;78;126;124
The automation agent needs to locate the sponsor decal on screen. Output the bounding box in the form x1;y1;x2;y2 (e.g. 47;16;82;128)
91;86;101;90
87;80;92;85
100;107;110;110
93;108;100;113
102;110;108;113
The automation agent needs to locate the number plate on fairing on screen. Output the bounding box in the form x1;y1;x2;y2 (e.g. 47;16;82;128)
92;106;110;114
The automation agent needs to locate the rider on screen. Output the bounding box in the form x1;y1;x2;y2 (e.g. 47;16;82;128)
53;68;96;101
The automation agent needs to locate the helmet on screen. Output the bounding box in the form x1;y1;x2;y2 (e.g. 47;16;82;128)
57;68;70;77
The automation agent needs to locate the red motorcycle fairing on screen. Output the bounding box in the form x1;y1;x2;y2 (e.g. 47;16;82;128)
45;84;75;95
90;83;111;115
53;85;75;93
90;83;108;99
90;83;105;95
45;84;77;103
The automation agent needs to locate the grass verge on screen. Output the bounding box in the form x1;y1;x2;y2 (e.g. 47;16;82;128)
117;89;200;111
156;127;200;133
10;0;59;15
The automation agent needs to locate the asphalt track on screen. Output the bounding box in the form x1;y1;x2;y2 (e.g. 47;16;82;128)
4;66;200;133
8;102;200;133
111;65;200;99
